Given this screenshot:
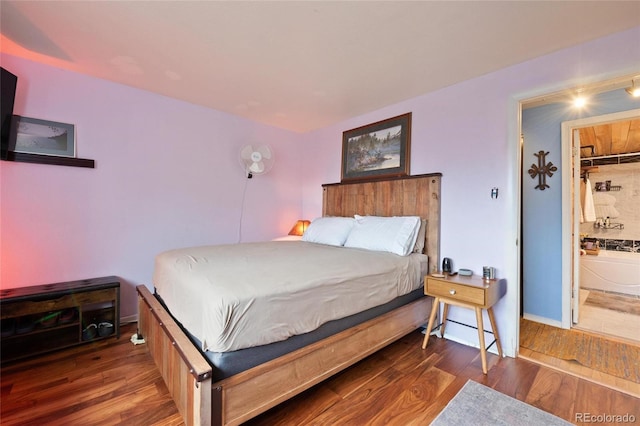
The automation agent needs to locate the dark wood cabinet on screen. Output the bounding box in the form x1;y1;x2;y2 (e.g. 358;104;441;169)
1;276;120;363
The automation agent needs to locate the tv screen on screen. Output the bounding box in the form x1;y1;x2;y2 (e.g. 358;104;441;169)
1;66;18;160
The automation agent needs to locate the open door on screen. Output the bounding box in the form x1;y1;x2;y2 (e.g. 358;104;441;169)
571;128;581;324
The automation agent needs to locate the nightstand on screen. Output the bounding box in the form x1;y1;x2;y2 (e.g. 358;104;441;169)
421;273;506;374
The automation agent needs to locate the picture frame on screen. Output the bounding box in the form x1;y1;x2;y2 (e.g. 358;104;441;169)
12;115;76;158
341;112;411;182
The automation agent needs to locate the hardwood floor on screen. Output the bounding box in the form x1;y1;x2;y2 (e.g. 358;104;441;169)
0;323;183;425
520;317;640;398
2;323;639;425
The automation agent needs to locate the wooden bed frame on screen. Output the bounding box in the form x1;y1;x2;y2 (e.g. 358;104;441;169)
137;173;441;425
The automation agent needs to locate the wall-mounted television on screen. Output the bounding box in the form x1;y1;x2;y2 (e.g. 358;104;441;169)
1;66;18;160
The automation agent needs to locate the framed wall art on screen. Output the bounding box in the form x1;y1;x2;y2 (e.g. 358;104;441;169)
12;115;76;158
341;112;411;182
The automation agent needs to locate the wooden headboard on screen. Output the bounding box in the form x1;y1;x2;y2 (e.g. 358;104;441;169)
322;173;442;275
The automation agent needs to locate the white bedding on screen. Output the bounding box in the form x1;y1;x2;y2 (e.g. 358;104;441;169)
153;241;428;352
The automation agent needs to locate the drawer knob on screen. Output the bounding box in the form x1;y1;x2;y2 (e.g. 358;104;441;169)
449;289;456;295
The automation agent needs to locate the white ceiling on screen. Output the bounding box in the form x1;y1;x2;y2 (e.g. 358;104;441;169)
1;1;639;133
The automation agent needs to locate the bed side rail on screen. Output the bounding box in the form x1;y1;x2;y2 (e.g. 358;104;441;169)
137;285;213;426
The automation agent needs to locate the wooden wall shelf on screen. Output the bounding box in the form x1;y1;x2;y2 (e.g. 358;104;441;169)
4;152;95;168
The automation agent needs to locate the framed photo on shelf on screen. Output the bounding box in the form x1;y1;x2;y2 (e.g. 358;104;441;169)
341;112;411;182
12;115;76;158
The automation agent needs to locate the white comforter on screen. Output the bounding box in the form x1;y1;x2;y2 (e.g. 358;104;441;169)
153;241;428;352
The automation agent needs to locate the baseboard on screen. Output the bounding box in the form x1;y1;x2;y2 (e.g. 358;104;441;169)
120;314;138;325
442;332;501;356
422;317;502;356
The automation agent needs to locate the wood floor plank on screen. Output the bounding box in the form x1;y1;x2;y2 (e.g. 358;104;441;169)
417;375;471;422
525;366;579;422
323;343;398;399
1;378;129;425
73;381;171;425
307;366;409;425
428;335;483;375
367;366;455;425
246;385;343;426
489;355;540;401
573;377;640;424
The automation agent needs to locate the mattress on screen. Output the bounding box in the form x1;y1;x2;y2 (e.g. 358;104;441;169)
166;288;427;381
153;241;428;353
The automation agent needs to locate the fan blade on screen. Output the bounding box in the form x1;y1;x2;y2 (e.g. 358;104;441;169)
250;161;265;173
257;145;272;160
240;145;255;160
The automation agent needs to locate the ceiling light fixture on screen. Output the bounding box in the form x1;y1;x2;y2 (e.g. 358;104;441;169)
571;88;588;108
573;95;587;108
625;79;640;97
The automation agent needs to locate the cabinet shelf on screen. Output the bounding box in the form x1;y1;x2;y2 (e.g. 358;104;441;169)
3;321;80;341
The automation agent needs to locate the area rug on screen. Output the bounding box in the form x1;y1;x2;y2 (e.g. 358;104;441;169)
520;318;640;382
584;291;640;316
431;380;572;426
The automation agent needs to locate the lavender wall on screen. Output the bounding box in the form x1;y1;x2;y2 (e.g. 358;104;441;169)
0;54;302;319
301;27;640;356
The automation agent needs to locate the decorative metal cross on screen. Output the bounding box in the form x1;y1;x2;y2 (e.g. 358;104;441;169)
528;150;557;191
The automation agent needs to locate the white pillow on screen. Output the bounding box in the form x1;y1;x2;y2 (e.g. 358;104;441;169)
413;219;427;253
301;216;354;246
344;215;421;256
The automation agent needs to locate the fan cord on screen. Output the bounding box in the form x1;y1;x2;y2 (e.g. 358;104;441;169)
237;170;250;243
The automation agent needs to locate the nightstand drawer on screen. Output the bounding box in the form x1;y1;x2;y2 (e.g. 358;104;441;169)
426;278;485;305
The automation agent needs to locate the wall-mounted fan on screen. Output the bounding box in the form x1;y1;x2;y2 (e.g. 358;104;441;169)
237;144;275;242
239;145;274;178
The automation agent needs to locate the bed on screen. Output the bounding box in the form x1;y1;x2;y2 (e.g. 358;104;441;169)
136;173;441;425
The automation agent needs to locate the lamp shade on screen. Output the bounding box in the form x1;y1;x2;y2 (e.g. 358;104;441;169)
288;220;311;236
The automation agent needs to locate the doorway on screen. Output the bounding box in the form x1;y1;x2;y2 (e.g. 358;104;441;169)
518;79;640;393
520;82;640;332
561;110;640;343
